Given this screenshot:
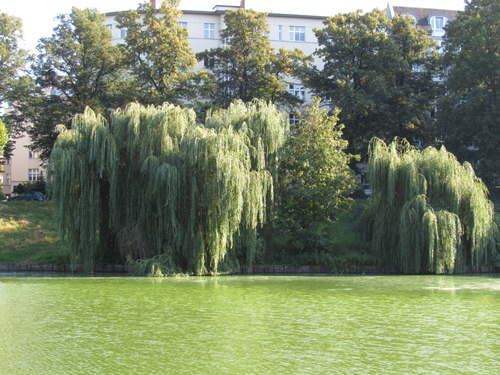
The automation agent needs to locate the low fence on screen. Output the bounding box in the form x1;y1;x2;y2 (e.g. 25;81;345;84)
0;264;127;273
0;263;497;275
239;265;385;274
240;265;498;274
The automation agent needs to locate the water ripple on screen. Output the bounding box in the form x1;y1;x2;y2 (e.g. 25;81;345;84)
0;275;499;374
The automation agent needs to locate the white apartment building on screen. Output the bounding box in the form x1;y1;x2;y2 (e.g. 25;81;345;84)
105;2;327;114
386;4;458;54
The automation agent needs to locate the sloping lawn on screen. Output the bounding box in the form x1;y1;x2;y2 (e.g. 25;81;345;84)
0;201;64;264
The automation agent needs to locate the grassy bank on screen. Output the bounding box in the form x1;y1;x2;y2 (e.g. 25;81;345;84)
0;199;373;271
0;201;64;264
1;199;497;274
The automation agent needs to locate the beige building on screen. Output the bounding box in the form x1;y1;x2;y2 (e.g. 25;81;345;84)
2;131;45;196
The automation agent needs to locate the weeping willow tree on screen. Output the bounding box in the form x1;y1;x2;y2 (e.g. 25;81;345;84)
49;100;289;274
363;138;497;274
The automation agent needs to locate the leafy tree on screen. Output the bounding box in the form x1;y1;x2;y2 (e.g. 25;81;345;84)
0;118;7;198
362;138;496;274
439;0;500;188
0;118;7;154
0;12;29;162
196;8;311;109
7;7;123;161
49;100;289;274
304;10;438;158
277;98;358;252
116;0;203;106
0;11;29;104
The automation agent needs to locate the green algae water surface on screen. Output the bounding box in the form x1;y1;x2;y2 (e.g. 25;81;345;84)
0;275;499;374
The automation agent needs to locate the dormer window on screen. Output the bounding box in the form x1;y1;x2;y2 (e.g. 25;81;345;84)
430;15;448;36
402;12;418;26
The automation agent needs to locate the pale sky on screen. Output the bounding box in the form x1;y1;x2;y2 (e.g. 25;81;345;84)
2;0;467;54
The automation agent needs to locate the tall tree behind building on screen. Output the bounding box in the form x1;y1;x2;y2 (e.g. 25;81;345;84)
116;0;205;106
0;11;29;104
196;8;311;109
439;0;500;188
7;7;123;161
303;10;438;159
0;11;30;159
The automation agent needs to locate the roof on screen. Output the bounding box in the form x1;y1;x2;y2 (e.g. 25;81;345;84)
105;8;326;20
392;6;459;32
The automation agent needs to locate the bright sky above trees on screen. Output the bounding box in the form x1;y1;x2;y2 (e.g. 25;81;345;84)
3;0;466;53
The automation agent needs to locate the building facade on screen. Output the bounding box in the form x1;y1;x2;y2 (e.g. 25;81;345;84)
104;3;327;109
386;4;458;54
2;132;45;196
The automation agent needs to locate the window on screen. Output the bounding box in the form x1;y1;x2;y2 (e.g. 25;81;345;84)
278;25;282;41
29;169;40;181
289;26;305;42
121;29;127;38
430;16;447;35
179;22;187;29
5;173;11;186
289;112;300;125
29;149;38;159
289;84;305;99
204;23;215;39
204;56;215;69
107;24;113;31
433;16;445;31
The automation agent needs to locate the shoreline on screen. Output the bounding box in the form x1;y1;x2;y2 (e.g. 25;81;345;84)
0;263;497;275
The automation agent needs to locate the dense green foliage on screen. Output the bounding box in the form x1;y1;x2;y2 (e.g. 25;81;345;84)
12;177;47;196
0;11;29;104
0;118;5;197
276;98;358;252
196;8;311;109
304;10;438;157
0;119;7;155
0;11;29;162
10;4;500;276
363;138;497;274
49;100;288;274
6;7;123;161
116;0;205;106
439;0;500;188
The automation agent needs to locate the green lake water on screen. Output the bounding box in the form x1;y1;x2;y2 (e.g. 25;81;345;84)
0;275;499;374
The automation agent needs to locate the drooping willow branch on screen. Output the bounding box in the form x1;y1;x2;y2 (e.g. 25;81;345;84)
49;100;289;274
363;138;496;274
